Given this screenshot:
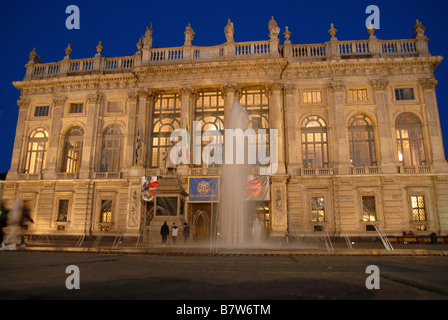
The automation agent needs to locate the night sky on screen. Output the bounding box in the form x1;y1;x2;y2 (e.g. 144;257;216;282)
0;0;447;174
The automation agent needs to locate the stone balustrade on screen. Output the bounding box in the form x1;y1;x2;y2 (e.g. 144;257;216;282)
23;34;427;80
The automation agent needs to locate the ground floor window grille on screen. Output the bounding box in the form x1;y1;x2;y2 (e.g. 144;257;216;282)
411;195;427;230
311;197;325;222
100;200;113;223
57;200;69;222
362;196;377;222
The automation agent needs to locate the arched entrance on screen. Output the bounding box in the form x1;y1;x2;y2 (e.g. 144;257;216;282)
192;209;210;242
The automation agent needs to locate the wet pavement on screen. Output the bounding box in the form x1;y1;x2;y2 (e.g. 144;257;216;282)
0;240;447;301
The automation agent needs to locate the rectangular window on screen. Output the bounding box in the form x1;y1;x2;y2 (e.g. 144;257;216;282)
100;200;113;223
303;91;322;104
349;89;368;101
57;199;69;222
70;103;83;114
34;106;49;117
362;196;377;222
411;195;427;222
395;88;415;101
311;197;325;222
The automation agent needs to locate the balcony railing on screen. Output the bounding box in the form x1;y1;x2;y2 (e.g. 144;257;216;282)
24;35;427;80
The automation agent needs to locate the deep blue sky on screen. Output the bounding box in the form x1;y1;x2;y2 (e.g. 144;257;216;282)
0;0;447;173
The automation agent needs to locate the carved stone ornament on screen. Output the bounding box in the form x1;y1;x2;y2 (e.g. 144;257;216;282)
28;48;37;62
65;44;73;59
419;77;438;90
370;79;389;91
327;80;345;93
17;98;31;108
413;19;426;39
53;95;68;107
87;93;103;104
283;27;291;44
96;41;103;57
328;23;337;40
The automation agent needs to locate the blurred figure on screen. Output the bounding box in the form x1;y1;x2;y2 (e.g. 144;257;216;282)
19;203;34;247
0;202;9;249
3;197;23;250
183;223;190;245
171;223;179;245
160;221;169;245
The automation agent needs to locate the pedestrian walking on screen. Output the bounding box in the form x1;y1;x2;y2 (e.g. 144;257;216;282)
160;221;169;245
183;223;190;244
0;202;9;249
171;223;179;245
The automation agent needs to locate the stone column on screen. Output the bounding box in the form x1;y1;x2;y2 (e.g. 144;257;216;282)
267;83;286;175
420;78;448;172
6;98;31;180
371;79;397;174
223;84;241;128
178;87;194;174
284;85;298;174
43;95;67;180
145;91;156;169
328;80;350;175
79;93;103;179
123;92;140;177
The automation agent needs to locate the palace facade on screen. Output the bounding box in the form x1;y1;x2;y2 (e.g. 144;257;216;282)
2;18;448;244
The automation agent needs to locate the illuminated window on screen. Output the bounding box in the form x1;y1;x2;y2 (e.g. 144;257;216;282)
303;91;322;104
311;197;325;222
151;94;181;168
349;89;368;101
34;106;49;117
240;89;270;166
100;125;123;172
100;200;113;223
301;116;329;168
395;88;415;101
396;113;426;166
411;195;427;223
195;91;225;167
362;196;377;222
24;128;48;174
62;126;84;173
348;115;377;166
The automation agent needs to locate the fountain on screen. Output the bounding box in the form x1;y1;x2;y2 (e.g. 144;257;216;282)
217;100;266;248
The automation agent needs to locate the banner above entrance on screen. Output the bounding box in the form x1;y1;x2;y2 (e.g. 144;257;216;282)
188;176;220;203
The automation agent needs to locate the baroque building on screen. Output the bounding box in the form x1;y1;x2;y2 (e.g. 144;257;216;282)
2;18;448;244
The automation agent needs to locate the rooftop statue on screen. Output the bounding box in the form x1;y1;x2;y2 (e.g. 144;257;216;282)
268;16;280;40
184;23;195;46
225;19;234;42
143;23;153;48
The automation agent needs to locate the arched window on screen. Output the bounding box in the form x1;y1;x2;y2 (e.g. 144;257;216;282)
395;113;426;166
151;94;181;168
62;126;84;173
301;116;329;168
348;115;377;166
100;124;123;172
24;128;48;174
